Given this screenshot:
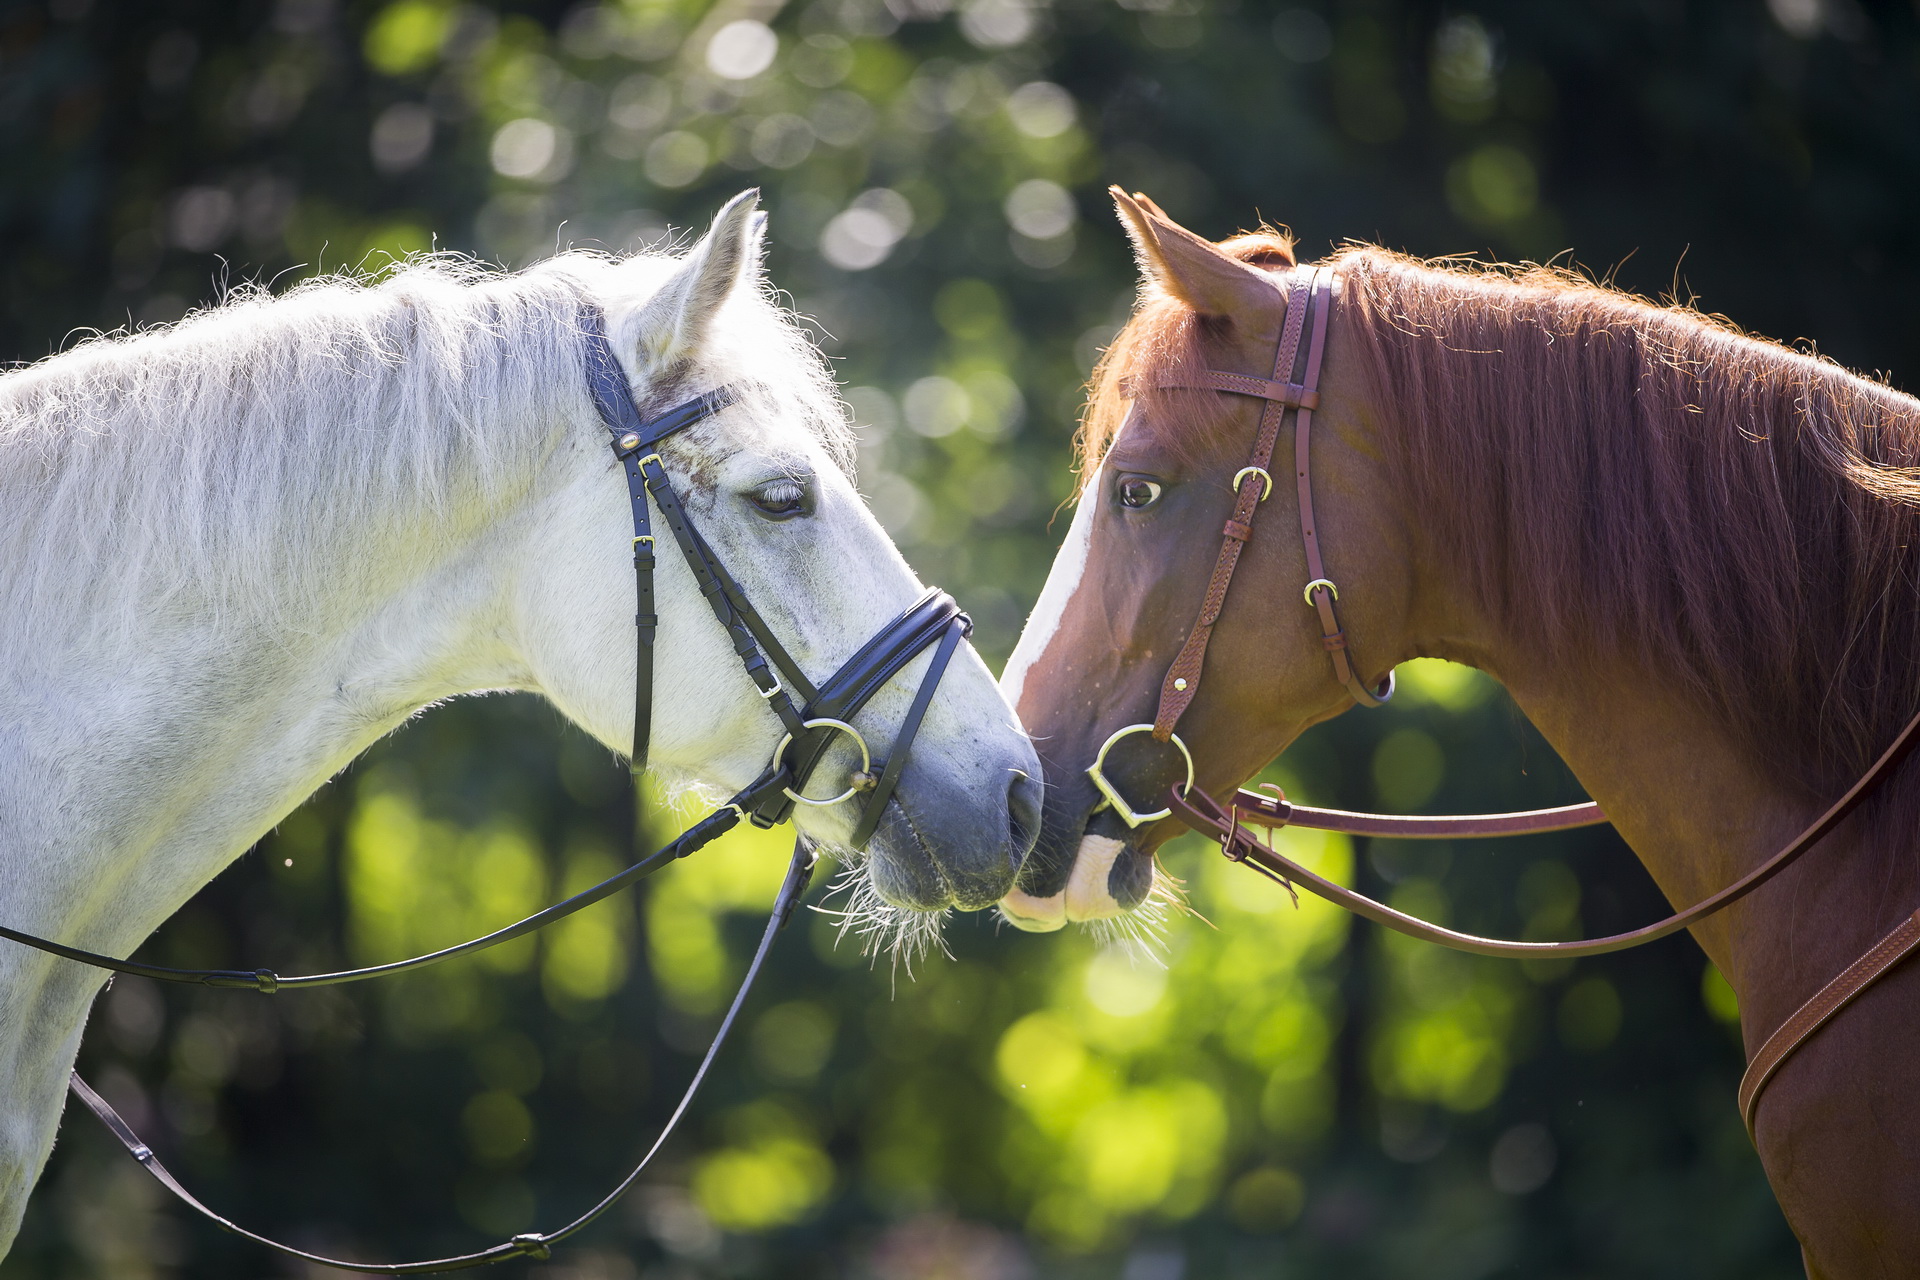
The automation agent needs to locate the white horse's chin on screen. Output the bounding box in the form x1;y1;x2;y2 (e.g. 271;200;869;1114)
999;834;1132;931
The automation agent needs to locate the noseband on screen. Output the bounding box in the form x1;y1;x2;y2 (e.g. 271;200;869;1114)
4;304;972;1271
1084;261;1920;1145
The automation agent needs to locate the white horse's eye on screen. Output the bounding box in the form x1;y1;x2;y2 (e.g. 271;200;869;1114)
1116;476;1162;510
748;478;810;519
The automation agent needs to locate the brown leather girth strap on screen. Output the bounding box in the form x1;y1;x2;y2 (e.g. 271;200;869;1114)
1167;698;1920;959
1739;908;1920;1137
1150;271;1317;740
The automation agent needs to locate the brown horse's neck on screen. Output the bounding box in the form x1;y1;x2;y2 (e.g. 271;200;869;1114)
1323;274;1920;1053
1488;659;1833;1039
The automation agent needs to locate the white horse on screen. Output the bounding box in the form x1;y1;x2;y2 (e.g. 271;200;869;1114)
0;191;1041;1254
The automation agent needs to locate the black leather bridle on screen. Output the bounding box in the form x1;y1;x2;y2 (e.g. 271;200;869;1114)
5;304;974;1272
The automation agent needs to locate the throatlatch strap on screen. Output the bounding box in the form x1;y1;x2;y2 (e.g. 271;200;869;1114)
624;445;657;770
1292;272;1391;708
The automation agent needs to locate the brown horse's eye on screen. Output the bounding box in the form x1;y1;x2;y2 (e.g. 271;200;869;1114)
1117;477;1162;510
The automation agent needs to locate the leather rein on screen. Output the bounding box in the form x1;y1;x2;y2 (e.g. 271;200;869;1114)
1112;263;1920;1141
4;303;974;1272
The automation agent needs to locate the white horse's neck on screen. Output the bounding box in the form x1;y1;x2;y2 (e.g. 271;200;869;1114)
0;266;599;1240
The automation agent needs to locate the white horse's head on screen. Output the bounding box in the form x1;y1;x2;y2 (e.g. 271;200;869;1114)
517;191;1041;912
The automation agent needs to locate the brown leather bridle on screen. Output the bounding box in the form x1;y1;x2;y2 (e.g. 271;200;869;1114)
1105;261;1920;1142
1086;267;1405;828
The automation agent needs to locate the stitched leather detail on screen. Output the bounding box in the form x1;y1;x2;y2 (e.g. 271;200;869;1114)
1739;909;1920;1137
1147;370;1320;407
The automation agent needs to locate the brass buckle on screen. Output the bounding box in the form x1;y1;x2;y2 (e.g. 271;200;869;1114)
1232;466;1274;500
1085;723;1194;829
770;717;872;808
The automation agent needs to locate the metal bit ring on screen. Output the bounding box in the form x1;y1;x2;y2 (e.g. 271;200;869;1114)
1085;723;1196;829
771;718;873;807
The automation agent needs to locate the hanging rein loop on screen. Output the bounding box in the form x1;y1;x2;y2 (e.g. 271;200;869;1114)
70;838;820;1275
12;301;977;1274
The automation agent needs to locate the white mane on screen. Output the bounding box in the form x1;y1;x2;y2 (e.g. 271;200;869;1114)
0;250;849;657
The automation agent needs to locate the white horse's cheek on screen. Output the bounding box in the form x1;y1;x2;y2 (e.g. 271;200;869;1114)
1001;487;1096;707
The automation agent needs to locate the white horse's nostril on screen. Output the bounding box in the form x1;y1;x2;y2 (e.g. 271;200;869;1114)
1064;835;1129;921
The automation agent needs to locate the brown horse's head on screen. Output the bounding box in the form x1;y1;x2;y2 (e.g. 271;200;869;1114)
998;190;1414;931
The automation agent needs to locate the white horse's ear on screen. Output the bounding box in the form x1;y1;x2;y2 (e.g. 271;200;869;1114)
626;188;763;368
1111;185;1280;319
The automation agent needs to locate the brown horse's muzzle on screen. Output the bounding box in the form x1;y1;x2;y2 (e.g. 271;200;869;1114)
998;729;1184;929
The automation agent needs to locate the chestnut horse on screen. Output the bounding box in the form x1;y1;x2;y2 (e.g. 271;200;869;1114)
1001;190;1920;1279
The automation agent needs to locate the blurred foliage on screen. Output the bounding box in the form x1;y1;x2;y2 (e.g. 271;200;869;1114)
6;0;1918;1276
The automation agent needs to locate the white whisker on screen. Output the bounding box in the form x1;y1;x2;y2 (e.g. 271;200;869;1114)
811;860;951;983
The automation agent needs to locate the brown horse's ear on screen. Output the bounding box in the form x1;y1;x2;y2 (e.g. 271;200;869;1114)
1112;186;1167;275
1110;186;1282;319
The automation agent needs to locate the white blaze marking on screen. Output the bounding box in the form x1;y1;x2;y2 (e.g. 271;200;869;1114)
1001;478;1098;709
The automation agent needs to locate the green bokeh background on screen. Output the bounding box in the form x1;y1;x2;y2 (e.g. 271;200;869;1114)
5;0;1915;1276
